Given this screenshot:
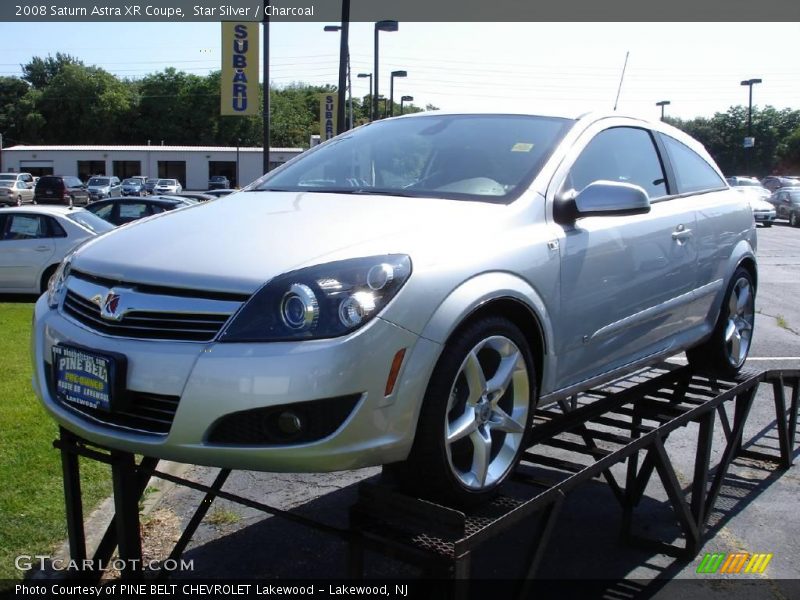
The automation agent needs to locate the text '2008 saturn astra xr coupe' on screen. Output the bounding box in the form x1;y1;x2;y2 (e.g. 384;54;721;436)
33;111;757;506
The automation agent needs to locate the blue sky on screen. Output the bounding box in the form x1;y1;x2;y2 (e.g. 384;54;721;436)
1;21;798;120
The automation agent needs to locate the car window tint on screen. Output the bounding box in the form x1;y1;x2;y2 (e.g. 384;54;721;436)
662;135;725;194
47;217;67;238
92;204;114;220
567;127;667;199
119;203;150;222
4;215;45;240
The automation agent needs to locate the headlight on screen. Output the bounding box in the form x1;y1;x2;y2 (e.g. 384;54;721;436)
47;253;74;308
221;254;412;342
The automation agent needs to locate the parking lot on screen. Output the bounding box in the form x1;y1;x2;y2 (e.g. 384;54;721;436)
50;221;797;594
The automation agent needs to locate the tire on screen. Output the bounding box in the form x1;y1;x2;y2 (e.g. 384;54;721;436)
387;316;536;506
687;267;755;376
16;195;22;206
764;222;772;228
68;196;74;208
791;212;799;228
40;264;58;294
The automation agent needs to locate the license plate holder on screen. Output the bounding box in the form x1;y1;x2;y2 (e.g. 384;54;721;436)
52;344;126;412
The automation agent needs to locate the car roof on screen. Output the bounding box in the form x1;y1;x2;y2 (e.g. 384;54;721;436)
0;205;89;217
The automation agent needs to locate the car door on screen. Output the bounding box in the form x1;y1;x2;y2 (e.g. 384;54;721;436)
774;191;789;218
551;124;699;389
0;213;56;291
658;133;748;326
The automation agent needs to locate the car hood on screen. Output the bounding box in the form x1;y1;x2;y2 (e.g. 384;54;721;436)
71;190;506;294
749;198;775;211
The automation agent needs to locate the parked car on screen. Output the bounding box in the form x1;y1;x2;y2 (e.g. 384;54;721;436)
87;176;122;202
173;192;216;202
203;188;237;198
0;172;36;206
769;188;800;226
144;178;159;195
32;112;757;506
154;179;183;195
761;175;800;193
85;196;196;226
34;175;91;207
0;205;112;293
726;175;761;187
747;197;776;226
121;178;146;197
208;175;231;190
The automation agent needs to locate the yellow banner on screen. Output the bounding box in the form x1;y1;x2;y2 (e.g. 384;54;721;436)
319;93;338;141
221;22;260;116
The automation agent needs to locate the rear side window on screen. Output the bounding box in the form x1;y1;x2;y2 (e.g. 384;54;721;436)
566;127;668;199
661;135;725;194
2;214;46;240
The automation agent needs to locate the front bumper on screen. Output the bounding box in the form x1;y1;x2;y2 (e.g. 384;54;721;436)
32;294;440;472
753;211;776;224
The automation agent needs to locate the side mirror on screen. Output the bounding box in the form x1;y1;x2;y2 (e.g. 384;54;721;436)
554;180;650;224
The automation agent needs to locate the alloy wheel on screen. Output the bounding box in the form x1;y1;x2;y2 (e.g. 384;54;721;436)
444;335;530;489
724;277;755;368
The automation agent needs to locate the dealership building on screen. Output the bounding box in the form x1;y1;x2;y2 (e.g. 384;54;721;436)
0;145;305;190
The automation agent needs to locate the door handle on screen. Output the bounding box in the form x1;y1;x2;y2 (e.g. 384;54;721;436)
672;225;693;241
35;246;50;251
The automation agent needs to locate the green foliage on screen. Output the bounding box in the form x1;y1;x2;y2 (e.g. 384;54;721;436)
668;105;800;177
0;303;111;582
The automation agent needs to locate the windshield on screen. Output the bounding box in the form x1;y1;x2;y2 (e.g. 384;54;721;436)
122;179;139;185
158;179;175;185
88;177;110;186
67;210;115;234
254;114;573;203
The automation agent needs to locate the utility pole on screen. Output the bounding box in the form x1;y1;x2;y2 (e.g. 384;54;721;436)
262;3;270;174
336;0;350;134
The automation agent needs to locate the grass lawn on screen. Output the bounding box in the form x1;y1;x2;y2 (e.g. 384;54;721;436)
0;301;111;581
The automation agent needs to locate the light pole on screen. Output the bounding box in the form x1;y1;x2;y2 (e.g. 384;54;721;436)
236;137;241;189
740;78;762;173
324;23;352;131
357;73;373;121
400;95;413;115
655;100;670;121
389;70;407;117
373;20;398;121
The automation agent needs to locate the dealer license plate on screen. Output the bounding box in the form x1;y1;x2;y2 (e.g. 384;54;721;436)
52;345;117;412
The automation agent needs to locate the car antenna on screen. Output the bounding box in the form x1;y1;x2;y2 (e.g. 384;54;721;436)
613;51;629;112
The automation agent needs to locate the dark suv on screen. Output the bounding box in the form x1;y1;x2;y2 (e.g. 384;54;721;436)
34;176;91;207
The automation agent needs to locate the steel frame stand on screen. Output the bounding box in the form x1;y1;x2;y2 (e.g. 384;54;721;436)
52;366;798;588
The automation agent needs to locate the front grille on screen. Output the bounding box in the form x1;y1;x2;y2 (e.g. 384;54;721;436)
64;290;230;341
61;270;247;342
48;364;179;435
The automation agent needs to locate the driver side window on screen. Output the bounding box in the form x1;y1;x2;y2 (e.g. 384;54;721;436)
566;127;668;199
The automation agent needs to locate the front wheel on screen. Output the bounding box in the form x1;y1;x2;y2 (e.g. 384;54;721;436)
791;212;799;228
387;316;535;506
687;267;755;375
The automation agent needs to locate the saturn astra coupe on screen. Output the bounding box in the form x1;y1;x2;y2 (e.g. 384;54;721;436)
33;112;757;505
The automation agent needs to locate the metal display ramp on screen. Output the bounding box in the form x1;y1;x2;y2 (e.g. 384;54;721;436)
50;363;798;592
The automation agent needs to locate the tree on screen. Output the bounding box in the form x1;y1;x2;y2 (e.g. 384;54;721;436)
777;127;800;173
21;53;84;90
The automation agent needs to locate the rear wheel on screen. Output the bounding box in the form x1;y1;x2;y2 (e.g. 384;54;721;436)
16;195;22;206
687;267;755;375
791;212;799;228
40;264;58;294
387;316;535;506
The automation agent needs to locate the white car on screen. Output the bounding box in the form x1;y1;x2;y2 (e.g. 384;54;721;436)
747;197;777;227
153;179;183;195
0;206;113;294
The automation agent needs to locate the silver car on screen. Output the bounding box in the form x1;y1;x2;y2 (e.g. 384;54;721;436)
153;179;183;195
33;112;757;505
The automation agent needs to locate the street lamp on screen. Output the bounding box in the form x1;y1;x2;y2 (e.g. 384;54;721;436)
324;3;351;133
389;70;407;117
400;95;413;115
740;78;762;172
357;73;373;121
373;20;398;121
655;100;671;121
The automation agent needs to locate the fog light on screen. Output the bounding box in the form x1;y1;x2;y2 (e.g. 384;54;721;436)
277;411;303;435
